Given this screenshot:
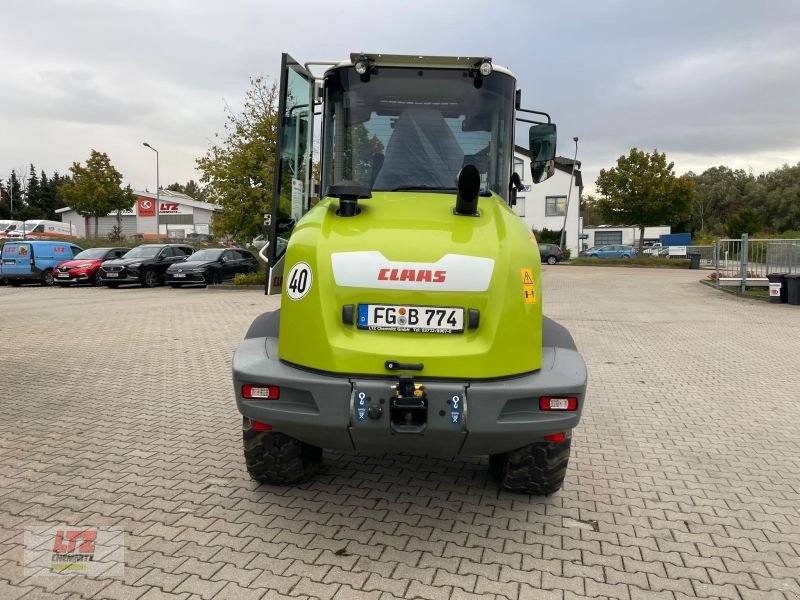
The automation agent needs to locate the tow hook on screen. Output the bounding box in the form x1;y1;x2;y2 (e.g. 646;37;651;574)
390;376;428;433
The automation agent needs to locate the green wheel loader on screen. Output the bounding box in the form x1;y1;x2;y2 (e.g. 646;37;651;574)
233;53;587;494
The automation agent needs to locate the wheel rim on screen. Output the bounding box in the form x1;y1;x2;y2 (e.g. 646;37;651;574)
547;256;556;265
209;271;220;285
145;271;157;287
92;271;101;285
43;271;54;286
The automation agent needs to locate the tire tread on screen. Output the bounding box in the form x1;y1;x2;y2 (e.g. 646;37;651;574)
495;439;571;495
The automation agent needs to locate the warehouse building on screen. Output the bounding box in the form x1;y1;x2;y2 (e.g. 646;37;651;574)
56;190;221;239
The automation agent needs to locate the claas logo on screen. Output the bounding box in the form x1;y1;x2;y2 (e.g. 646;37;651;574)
378;268;446;283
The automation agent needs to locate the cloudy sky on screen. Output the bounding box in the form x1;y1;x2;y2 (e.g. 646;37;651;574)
2;0;799;195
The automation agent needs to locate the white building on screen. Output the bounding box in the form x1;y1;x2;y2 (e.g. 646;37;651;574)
56;190;221;239
512;146;582;255
582;224;671;248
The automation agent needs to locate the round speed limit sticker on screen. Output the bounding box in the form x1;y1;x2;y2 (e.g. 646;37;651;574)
286;262;313;300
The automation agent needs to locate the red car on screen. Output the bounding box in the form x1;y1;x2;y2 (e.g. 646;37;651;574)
54;247;130;286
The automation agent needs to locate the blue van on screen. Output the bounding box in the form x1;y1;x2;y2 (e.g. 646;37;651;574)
1;241;84;286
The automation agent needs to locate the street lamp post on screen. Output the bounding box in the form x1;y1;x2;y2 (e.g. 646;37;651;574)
559;137;579;251
142;142;160;240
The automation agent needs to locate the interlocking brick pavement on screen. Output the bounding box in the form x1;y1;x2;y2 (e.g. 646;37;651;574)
1;267;799;599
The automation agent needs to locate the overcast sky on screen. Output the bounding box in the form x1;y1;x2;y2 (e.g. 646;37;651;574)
2;0;799;196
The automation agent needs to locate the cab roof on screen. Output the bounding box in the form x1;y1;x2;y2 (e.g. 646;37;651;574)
326;53;515;78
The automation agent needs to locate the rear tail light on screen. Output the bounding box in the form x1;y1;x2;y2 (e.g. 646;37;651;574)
252;420;273;431
539;396;578;411
242;384;280;400
544;432;566;442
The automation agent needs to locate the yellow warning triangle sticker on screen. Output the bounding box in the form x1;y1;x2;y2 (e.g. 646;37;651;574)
523;271;533;285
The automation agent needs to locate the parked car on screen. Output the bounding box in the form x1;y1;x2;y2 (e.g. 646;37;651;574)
585;245;637;259
6;220;76;240
642;242;668;256
1;240;84;286
250;234;267;251
0;220;23;237
54;247;130;286
165;248;258;287
539;243;563;265
99;244;194;288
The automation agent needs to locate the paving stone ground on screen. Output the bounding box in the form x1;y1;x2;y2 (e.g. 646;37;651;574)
0;266;798;600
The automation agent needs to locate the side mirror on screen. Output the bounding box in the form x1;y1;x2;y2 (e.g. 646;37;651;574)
529;123;557;184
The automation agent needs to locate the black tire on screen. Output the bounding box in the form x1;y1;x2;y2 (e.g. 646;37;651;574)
91;270;102;286
41;270;55;286
622;254;630;260
143;269;158;288
10;281;22;287
243;427;321;485
493;439;571;495
546;255;557;265
207;270;221;286
170;283;182;288
106;283;119;289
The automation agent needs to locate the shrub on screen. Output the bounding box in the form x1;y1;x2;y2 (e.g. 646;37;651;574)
234;271;266;286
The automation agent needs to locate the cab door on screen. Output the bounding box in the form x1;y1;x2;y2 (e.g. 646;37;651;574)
265;53;315;295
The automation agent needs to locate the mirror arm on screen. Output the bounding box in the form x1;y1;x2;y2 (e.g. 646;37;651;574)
517;107;551;124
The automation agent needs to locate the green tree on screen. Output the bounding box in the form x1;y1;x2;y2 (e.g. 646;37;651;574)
197;77;279;241
165;179;209;201
579;194;604;227
725;207;762;238
3;171;23;220
58;150;135;238
687;166;756;236
595;148;695;252
759;163;800;232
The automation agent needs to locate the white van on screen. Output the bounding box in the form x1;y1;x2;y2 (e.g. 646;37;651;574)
6;220;76;240
0;220;23;237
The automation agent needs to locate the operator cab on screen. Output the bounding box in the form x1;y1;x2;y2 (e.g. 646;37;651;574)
263;52;557;294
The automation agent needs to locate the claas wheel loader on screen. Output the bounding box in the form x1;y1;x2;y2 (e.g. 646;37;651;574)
233;53;587;494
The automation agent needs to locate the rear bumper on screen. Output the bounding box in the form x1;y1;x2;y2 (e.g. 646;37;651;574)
232;334;587;457
165;273;206;284
100;272;141;284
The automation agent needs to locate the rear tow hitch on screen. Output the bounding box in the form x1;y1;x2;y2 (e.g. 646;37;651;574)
390;376;427;433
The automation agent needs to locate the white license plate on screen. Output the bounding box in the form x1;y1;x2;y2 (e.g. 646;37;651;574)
358;304;464;334
58;273;69;278
174;273;186;278
106;272;118;278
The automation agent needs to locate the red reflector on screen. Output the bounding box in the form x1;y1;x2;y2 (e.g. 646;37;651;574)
242;384;280;400
539;396;578;411
544;432;566;442
252;420;272;431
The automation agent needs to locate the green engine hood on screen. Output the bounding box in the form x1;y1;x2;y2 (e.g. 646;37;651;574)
278;192;543;379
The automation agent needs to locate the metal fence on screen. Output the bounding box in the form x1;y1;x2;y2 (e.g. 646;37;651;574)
714;235;800;292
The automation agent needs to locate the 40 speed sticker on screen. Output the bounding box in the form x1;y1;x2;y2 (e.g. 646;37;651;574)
286;262;313;300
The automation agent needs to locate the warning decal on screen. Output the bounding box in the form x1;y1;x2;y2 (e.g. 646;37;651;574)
521;268;536;304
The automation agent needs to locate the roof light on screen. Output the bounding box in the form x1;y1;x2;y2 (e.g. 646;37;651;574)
479;60;493;77
354;60;369;75
539;396;578;411
242;384;280;400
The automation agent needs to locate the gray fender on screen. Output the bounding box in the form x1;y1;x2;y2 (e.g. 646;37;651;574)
542;315;577;351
